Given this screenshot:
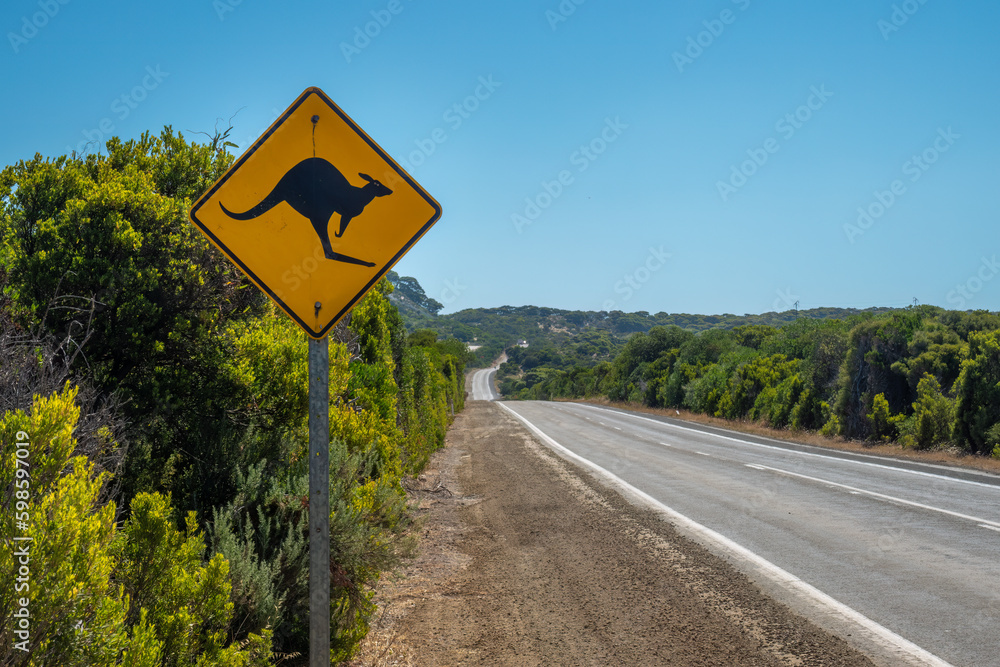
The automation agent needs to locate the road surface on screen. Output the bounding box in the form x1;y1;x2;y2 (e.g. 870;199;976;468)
496;400;1000;667
384;401;876;665
470;366;499;401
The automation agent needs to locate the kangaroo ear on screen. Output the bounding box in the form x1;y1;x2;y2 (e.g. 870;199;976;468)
359;173;373;182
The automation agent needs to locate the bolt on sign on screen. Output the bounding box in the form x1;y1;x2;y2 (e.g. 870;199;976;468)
189;86;442;338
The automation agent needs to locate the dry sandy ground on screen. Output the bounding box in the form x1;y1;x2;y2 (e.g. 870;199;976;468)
348;401;877;666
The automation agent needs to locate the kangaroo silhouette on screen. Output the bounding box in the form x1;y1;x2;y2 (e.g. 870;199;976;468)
220;157;393;267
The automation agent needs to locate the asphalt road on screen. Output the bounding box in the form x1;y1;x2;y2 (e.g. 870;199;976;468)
495;399;1000;667
470;366;498;401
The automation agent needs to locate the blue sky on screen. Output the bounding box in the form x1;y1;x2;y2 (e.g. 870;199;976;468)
4;0;999;316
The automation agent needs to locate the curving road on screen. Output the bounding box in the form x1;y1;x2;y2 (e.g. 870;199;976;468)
470;366;499;401
499;400;1000;667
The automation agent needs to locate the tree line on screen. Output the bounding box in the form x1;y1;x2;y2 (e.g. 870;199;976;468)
399;299;898;369
501;308;1000;456
0;129;468;665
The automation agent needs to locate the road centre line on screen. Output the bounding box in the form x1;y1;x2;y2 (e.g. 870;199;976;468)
746;464;1000;530
572;403;1000;491
498;402;953;667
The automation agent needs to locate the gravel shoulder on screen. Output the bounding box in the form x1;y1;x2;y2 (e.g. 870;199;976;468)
359;400;877;666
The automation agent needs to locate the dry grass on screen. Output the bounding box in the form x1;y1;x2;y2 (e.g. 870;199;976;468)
567;397;1000;476
339;596;415;667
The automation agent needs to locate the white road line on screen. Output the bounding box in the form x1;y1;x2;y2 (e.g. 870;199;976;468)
499;402;954;667
696;451;711;457
747;464;1000;531
978;524;1000;533
573;403;1000;490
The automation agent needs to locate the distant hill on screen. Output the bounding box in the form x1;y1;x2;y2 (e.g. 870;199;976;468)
385;270;443;319
385;273;899;367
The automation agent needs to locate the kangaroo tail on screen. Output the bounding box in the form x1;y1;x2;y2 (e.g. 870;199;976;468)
219;187;284;220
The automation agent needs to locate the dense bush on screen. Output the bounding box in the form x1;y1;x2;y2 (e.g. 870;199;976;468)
1;130;468;663
0;386;272;666
516;306;1000;457
953;330;1000;455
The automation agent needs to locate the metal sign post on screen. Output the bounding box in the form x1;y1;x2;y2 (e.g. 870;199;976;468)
308;335;330;665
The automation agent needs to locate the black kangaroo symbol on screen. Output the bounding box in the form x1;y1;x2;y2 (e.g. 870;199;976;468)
220;157;393;267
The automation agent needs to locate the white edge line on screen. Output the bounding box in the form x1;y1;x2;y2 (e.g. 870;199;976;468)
980;524;1000;533
573;403;1000;490
498;402;954;667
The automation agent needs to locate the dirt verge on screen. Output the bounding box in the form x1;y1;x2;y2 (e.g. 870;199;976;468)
351;401;877;666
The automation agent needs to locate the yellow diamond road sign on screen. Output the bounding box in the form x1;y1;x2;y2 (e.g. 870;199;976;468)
189;87;442;339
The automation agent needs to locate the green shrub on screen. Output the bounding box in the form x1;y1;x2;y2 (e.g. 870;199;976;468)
953;330;1000;454
0;386;271;666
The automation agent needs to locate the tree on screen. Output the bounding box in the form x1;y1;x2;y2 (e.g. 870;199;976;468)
903;374;954;449
835;313;920;439
953;330;1000;455
0;129;267;514
385;270;443;314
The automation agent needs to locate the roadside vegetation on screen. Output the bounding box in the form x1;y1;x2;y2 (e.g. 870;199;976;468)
499;309;1000;458
0;129;467;665
395;295;896;370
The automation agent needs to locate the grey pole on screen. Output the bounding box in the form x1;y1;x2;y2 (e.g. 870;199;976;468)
309;335;330;665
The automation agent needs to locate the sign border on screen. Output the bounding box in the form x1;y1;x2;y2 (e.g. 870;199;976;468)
189;86;442;339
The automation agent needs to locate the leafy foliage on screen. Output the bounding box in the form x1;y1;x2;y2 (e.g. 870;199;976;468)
501;305;1000;456
392;294;894;369
0;386;271;666
953;330;1000;455
1;128;468;663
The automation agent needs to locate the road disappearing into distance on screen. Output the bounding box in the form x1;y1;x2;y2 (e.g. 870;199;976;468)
467;374;1000;666
470;365;499;401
